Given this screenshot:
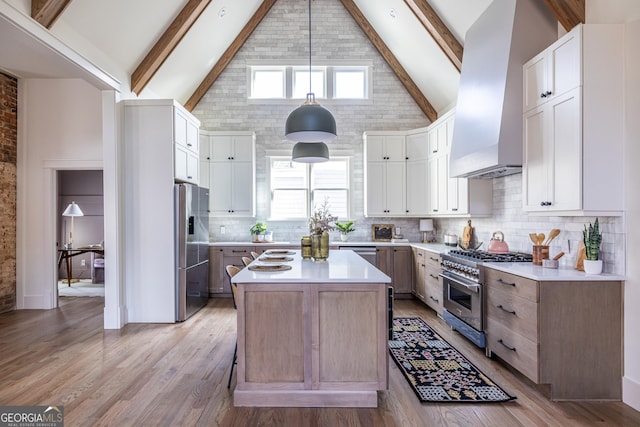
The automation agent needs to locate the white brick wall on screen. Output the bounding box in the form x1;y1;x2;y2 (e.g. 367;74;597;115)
191;0;625;275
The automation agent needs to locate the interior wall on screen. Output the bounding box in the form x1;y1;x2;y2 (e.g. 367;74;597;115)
57;170;104;280
0;72;17;314
16;78;103;309
191;0;429;244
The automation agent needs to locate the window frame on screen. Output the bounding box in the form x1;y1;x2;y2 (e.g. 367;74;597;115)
248;66;287;99
268;156;351;222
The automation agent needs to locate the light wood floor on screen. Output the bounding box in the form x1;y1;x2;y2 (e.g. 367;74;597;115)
1;297;639;427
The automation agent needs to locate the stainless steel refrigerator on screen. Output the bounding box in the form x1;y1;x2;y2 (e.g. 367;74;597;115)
175;183;209;321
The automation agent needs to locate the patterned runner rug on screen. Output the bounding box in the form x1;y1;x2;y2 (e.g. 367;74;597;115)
389;317;515;403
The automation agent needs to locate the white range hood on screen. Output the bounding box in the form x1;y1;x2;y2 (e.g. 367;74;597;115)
449;0;557;179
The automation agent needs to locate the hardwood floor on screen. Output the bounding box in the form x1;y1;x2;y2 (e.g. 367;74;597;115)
1;297;639;426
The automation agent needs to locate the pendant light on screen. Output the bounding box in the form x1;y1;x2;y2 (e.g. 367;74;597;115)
292;141;329;163
285;0;337;143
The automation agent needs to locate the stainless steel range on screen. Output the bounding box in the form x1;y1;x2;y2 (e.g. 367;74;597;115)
440;249;532;348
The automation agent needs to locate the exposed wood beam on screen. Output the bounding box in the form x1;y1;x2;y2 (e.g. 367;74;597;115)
131;0;212;95
543;0;585;31
403;0;462;73
185;0;277;111
339;0;437;122
31;0;72;29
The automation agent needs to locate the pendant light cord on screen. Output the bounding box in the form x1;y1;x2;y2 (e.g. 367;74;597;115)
308;0;312;94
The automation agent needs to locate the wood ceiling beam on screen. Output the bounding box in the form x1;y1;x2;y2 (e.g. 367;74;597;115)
31;0;72;29
131;0;212;95
339;0;437;122
184;0;277;111
403;0;462;73
543;0;585;32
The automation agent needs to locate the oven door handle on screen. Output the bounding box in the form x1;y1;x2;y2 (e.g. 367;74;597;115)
439;272;481;293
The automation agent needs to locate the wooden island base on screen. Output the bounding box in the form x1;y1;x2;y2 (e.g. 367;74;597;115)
232;251;391;408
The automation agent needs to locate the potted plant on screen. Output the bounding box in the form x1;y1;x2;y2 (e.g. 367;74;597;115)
582;218;603;274
335;221;355;242
250;222;267;243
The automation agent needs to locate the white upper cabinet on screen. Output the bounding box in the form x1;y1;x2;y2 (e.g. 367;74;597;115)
522;24;624;216
173;108;200;184
364;133;408;216
523;29;580;112
200;131;256;217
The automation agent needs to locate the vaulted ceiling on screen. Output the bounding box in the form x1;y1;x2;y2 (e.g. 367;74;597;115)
1;0;584;121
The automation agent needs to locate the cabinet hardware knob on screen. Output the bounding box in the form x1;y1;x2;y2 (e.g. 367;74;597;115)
433;209;438;212
497;304;516;315
540;92;546;98
406;210;409;213
405;157;409;160
429;274;439;279
545;90;552;96
452;208;458;211
187;143;192;147
187;176;192;179
497;278;516;287
207;157;210;160
429;257;438;261
498;339;516;352
429;296;439;302
421;263;425;267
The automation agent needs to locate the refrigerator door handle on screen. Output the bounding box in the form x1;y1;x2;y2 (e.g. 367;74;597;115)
188;216;195;235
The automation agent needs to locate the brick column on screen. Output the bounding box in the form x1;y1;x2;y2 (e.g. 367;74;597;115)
0;72;17;313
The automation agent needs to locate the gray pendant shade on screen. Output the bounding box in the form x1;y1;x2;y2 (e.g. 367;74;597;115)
292;142;329;163
285;95;337;142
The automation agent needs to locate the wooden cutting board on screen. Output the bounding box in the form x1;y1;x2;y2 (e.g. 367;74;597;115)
575;240;586;271
461;219;472;249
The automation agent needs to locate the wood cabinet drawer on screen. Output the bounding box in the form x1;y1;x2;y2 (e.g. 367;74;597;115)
424;271;443;315
424;252;441;269
221;247;254;257
485;268;538;302
486;287;538;342
486;317;539;383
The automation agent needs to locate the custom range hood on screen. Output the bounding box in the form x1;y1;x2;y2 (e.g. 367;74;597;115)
449;0;556;179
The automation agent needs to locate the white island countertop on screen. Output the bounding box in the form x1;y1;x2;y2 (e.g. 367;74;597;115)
232;249;392;284
485;262;625;281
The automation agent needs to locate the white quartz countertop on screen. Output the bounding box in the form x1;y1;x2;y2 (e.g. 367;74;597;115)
485;262;625;281
210;240;451;254
231;249;392;284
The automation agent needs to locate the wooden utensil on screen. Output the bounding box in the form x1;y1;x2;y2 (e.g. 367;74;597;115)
537;233;545;246
553;251;565;260
529;233;538;245
461;219;472;249
543;228;561;246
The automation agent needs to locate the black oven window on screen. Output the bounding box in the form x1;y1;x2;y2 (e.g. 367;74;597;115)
449;286;472;310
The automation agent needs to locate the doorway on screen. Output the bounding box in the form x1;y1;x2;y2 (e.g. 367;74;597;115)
56;170;105;301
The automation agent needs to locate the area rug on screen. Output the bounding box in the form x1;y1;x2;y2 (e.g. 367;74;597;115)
58;279;104;297
389;317;515;403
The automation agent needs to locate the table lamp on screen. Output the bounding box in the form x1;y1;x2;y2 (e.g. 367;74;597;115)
419;219;434;243
62;201;84;249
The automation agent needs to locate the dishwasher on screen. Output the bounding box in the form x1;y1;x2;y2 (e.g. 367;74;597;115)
338;246;377;266
339;246;394;339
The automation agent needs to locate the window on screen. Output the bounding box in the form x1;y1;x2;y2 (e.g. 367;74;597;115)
249;63;370;101
334;67;367;99
292;67;326;99
250;67;285;99
269;157;350;220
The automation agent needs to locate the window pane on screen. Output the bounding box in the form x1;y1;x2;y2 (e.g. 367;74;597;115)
335;70;365;99
312;190;348;219
293;69;325;99
271;160;307;189
252;70;284;98
311;161;348;188
272;189;308;219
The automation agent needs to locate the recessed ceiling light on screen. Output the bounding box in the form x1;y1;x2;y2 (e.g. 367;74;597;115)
389;8;397;19
218;7;226;19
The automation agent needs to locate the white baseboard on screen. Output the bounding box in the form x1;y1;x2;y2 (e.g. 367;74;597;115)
623;376;640;411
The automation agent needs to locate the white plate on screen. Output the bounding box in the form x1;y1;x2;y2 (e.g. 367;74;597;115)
265;250;296;255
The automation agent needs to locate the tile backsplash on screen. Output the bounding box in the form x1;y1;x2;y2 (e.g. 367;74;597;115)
209;173;625;276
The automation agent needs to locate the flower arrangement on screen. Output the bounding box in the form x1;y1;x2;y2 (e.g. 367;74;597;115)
308;200;337;235
250;222;267;235
582;218;602;261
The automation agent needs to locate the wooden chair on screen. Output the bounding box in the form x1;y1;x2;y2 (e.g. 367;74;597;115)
225;265;241;388
242;256;253;267
250;251;260;260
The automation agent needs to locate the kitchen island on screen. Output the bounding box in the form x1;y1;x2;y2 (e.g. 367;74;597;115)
231;250;391;407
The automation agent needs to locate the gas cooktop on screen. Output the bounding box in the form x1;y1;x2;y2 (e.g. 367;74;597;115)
447;249;533;263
